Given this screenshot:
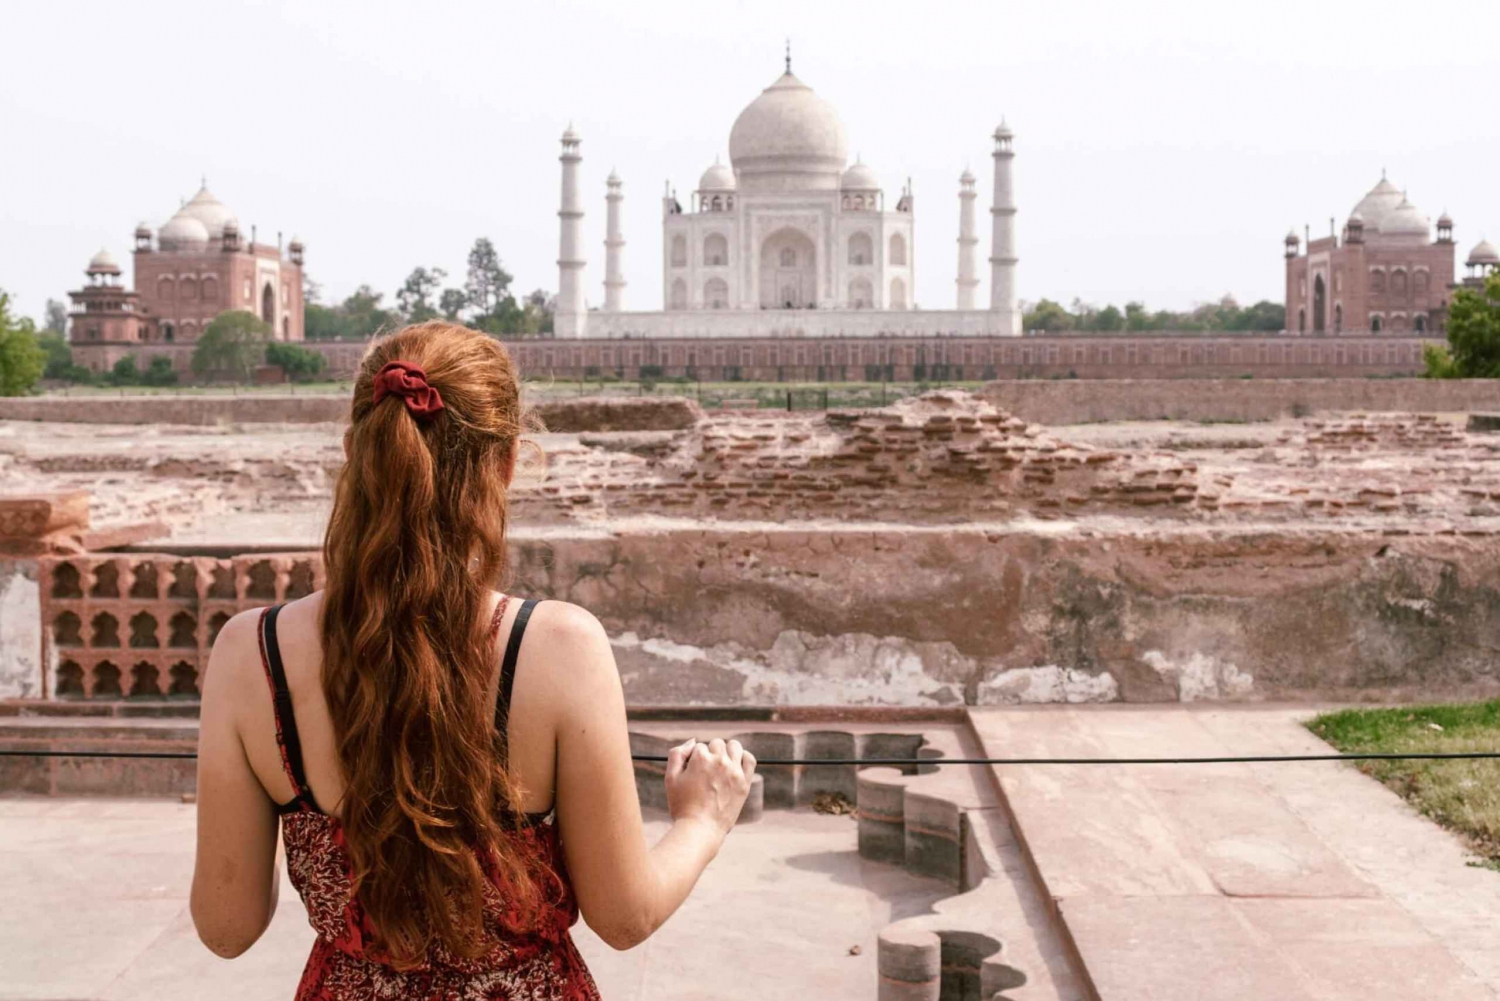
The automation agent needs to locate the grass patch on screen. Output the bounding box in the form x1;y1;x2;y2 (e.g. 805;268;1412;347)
1307;700;1500;870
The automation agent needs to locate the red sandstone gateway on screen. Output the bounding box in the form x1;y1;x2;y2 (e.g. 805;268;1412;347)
188;322;756;999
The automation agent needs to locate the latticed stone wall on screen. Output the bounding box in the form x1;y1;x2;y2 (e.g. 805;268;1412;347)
38;554;321;700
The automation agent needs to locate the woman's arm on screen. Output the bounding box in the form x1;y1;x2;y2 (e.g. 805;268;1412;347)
190;610;282;958
541;604;754;950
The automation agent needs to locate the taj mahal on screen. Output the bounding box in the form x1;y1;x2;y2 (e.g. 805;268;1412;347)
553;54;1021;340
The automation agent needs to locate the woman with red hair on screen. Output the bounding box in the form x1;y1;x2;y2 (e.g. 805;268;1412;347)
190;322;755;998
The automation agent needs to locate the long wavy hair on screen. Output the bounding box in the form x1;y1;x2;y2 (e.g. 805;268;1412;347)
320;322;542;968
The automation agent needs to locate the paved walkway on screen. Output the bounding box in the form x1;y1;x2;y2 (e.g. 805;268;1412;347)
0;801;947;1000
972;705;1500;1000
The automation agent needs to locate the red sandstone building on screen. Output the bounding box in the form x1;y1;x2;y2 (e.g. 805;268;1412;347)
1283;175;1472;335
69;183;304;372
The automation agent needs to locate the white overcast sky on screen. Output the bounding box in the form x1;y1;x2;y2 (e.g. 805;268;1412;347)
3;0;1497;324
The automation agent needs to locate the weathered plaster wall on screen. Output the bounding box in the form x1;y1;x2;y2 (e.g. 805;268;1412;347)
508;525;1500;706
0;560;42;699
982;378;1500;425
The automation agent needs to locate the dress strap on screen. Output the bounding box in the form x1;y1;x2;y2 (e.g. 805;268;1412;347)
257;604;314;810
494;598;541;750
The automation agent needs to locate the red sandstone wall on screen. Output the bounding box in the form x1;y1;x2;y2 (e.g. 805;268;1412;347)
33;530;1500;705
980;379;1500;425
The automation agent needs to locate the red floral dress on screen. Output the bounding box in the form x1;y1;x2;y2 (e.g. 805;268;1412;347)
257;598;601;1000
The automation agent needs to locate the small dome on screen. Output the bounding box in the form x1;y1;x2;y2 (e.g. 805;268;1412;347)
223;218;239;233
288;234;304;250
180;182;238;238
134;220;151;237
1348;211;1364;226
87;248;120;274
959;167;975;183
1469;239;1500;265
607;168;621;186
994;120;1014;140
1285;228;1299;242
159;211;210;249
561;123;580;143
1382;197;1430;238
841;160;880;191
1438;211;1454;228
698;158;736;191
1350;175;1404;232
729;71;848;184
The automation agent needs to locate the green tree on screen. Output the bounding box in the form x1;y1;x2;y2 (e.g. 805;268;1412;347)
266;341;328;382
111;356;140;385
1423;342;1460;379
1091;305;1124;331
464;238;513;319
1445;272;1500;377
193;310;271;382
36;332;72;377
44;299;68;335
439;288;469;322
304;303;348;340
1024;298;1074;332
141;356;179;387
1124;301;1150;331
0;291;46;396
396;267;447;323
339;285;397;339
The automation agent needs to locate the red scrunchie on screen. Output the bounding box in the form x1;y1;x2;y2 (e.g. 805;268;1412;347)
371;361;444;419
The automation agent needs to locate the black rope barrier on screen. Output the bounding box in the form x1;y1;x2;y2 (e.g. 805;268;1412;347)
4;749;1500;766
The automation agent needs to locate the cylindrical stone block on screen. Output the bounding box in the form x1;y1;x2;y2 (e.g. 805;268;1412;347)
857;768;908;864
878;927;941;1001
798;730;857;806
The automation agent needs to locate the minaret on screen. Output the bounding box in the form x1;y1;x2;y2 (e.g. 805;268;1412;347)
555;124;587;338
956;168;979;309
989;121;1018;332
604;170;625;312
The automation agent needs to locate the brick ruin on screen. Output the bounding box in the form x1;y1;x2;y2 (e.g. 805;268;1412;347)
7;390;1500;706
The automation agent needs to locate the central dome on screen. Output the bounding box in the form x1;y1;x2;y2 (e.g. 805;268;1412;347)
1350;176;1404;232
729;71;848;190
181;182;238;238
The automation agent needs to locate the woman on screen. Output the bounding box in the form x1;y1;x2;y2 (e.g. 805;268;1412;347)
190;322;755;999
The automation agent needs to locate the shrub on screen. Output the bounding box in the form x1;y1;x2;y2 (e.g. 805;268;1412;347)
265;341;327;382
141;356;179;386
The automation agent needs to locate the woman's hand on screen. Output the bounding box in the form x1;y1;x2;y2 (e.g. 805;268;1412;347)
664;738;756;836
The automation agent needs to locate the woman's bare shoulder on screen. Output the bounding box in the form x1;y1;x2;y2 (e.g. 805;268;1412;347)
520;601;620;708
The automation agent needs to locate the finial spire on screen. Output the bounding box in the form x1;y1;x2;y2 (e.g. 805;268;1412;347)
785;38;791;73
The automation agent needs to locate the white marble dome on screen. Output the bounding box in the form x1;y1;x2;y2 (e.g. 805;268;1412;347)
698;158;736;191
158;211;210;249
729;71;848;187
1350;176;1404;232
1382;197;1430;239
1469;239;1500;265
841;160;879;191
87;248;120;274
181;183;238;238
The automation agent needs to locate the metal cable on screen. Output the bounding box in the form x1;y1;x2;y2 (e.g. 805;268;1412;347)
4;749;1499;766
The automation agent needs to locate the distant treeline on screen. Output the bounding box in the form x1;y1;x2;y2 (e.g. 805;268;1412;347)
1023;296;1285;333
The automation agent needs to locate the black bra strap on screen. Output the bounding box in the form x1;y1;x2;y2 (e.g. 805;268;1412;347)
495;598;540;743
262;604;310;798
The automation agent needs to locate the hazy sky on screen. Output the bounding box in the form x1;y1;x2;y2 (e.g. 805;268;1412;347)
4;0;1497;325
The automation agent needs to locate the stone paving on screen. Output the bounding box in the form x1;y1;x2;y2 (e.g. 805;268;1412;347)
5;707;1500;999
972;705;1500;1000
0;800;953;1001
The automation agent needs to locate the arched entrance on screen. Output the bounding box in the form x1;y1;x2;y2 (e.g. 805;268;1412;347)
261;283;275;326
1312;275;1326;332
759;228;816;309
